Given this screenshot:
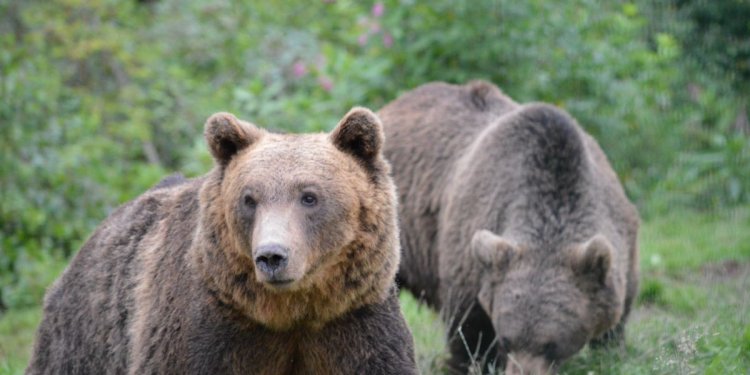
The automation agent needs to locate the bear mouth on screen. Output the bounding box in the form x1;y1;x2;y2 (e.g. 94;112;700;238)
269;279;293;285
265;279;296;290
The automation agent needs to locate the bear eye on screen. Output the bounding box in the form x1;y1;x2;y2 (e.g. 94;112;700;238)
499;337;511;353
244;194;257;208
300;193;318;207
542;342;557;359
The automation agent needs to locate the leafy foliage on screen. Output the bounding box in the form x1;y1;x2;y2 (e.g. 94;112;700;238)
675;0;750;89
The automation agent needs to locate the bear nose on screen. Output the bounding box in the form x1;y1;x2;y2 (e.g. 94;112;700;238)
254;244;289;276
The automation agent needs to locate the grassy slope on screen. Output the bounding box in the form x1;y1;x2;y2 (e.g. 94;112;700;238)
1;209;749;374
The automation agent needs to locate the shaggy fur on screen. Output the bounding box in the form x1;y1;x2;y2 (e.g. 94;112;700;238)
379;81;639;374
26;108;417;375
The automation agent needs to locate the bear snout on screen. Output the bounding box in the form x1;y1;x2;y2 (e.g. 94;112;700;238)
505;352;556;375
254;243;291;284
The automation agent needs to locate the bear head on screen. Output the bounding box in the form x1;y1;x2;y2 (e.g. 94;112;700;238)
471;230;624;374
195;108;399;330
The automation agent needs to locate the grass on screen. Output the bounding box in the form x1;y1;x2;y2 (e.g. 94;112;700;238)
1;208;749;374
0;308;41;375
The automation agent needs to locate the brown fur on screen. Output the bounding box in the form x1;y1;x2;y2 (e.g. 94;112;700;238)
379;81;639;374
26;108;417;375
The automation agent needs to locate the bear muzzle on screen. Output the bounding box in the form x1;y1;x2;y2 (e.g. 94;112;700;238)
505;352;556;375
253;243;296;288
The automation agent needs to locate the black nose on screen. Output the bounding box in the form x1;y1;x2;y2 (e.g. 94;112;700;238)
254;244;289;276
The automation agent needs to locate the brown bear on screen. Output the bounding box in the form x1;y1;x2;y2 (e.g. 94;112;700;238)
26;108;417;375
378;81;639;374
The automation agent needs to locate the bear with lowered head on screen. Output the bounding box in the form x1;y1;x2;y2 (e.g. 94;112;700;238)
379;81;639;374
26;108;417;375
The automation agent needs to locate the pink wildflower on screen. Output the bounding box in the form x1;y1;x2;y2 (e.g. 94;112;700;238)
292;61;307;78
382;32;393;48
372;2;384;17
318;76;334;92
358;34;368;46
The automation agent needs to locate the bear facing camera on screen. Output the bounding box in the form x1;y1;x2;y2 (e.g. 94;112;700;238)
26;108;417;375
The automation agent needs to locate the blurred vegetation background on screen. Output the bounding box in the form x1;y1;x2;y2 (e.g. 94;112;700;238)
1;0;749;372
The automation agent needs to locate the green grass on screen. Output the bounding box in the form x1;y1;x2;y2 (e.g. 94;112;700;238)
399;292;448;372
639;208;750;274
0;308;41;375
2;208;749;374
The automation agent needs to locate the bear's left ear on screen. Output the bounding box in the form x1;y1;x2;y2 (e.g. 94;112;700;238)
204;112;262;166
471;230;517;269
330;107;384;167
572;234;613;285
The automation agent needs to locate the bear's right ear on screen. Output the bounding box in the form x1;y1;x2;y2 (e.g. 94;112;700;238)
330;107;384;168
471;230;516;269
571;234;613;285
204;112;262;166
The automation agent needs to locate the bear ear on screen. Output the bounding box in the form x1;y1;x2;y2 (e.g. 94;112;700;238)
204;112;262;166
572;234;613;285
471;230;516;269
330;107;384;167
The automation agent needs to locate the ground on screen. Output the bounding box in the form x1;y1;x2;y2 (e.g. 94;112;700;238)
2;208;749;374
